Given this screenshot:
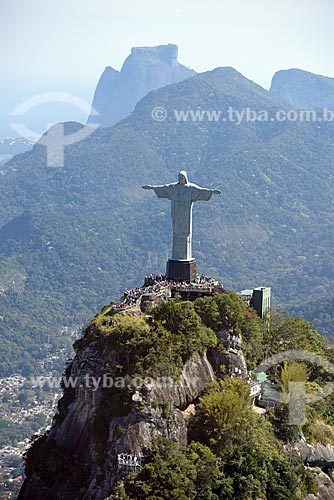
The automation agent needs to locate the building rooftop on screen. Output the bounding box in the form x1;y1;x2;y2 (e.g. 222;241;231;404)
239;289;253;296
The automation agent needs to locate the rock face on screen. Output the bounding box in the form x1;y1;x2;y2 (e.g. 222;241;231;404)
208;329;247;376
18;328;219;500
88;66;119;124
291;438;334;499
305;470;334;500
88;44;196;127
18;287;252;500
295;438;334;465
270;69;334;109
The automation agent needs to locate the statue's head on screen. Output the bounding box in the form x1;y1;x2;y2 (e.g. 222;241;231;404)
178;170;188;185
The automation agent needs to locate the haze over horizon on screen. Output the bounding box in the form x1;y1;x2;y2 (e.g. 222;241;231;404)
1;0;333;138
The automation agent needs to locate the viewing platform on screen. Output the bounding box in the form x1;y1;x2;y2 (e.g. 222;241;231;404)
110;273;224;314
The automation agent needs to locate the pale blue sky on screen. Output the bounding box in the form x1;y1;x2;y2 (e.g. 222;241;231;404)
1;0;333;137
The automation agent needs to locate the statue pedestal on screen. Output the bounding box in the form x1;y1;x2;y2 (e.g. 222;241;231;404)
167;259;197;282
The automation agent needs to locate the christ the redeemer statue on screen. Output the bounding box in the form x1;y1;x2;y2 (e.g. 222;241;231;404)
143;171;221;262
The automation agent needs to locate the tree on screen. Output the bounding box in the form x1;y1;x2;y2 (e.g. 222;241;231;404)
152;300;217;361
189;378;275;461
117;439;223;500
188;377;315;499
279;361;308;395
195;292;264;366
263;311;326;358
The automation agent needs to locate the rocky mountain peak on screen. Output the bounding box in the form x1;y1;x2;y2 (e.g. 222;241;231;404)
270;68;334;109
88;43;195;127
130;43;178;63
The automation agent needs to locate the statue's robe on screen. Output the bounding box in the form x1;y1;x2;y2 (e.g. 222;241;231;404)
151;182;214;260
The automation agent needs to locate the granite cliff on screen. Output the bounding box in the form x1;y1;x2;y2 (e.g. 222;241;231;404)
88;43;196;127
18;284;334;499
18;290;247;499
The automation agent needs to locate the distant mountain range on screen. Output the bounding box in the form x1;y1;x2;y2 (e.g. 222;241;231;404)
3;46;333;146
87;44;334;129
1;47;334;375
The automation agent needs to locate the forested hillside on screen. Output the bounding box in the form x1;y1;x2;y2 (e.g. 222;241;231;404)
1;66;334;375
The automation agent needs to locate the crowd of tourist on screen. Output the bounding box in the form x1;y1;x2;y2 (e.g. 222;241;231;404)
111;287;143;312
111;273;221;313
144;273;167;285
145;273;218;288
173;274;218;289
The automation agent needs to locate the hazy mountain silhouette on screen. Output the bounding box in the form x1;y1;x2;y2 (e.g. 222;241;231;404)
270;68;334;109
88;44;196;127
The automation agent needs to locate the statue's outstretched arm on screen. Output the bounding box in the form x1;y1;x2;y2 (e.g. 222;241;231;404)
142;183;173;199
142;184;170;190
190;184;222;202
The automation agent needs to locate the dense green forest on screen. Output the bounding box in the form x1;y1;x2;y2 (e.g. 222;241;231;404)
1;67;334;376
